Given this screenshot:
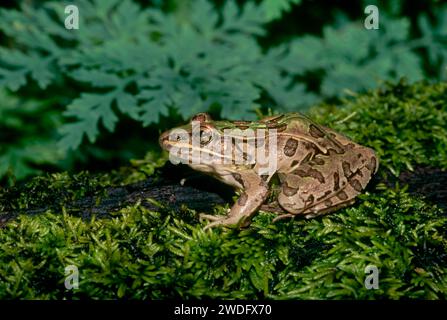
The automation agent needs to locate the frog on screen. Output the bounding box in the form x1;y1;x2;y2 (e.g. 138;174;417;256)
159;112;378;230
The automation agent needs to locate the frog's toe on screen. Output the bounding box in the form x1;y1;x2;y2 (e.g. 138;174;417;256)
199;213;222;222
203;220;225;231
203;219;234;231
272;213;295;223
203;216;249;231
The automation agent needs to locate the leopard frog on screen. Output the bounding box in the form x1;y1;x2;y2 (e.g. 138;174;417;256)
159;112;378;229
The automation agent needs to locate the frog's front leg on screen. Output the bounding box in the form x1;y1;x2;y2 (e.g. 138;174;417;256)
201;171;269;230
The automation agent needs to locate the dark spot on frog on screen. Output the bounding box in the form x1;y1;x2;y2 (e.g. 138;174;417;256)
324;199;333;207
366;156;377;173
282;182;298;196
349;179;363;192
241;152;250;161
312;157;325;166
309;124;325;138
303;142;313;150
309;168;325;183
232;172;244;187
238;192;248;206
260;174;269;181
284;138;299;157
337;190;348;200
333;172;340;191
306;194;315;205
342;161;352;177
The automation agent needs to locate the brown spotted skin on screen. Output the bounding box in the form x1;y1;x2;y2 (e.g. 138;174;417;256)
277;144;377;217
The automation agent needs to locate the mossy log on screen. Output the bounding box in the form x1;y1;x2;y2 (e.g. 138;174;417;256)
1;164;445;227
0;165;234;226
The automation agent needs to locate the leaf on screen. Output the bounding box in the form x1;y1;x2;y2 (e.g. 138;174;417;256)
116;92;140;120
0;69;27;91
221;1;266;36
70;69;121;88
61;93;117;149
0;49;54;90
262;0;301;21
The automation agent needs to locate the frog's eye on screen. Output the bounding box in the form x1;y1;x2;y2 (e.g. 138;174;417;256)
200;130;213;145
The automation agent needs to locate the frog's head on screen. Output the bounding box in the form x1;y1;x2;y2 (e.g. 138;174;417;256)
159;113;230;168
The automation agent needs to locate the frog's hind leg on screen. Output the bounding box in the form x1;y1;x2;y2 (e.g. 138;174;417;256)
276;145;377;219
301;146;378;217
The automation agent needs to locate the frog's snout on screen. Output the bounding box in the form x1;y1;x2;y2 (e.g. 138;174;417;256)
159;130;171;151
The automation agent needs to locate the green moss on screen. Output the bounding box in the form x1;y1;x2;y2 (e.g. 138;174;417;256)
0;81;446;299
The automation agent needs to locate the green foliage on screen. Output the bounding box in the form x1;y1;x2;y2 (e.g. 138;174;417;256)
0;89;63;181
418;6;447;79
288;17;426;96
0;81;446;299
0;0;446;182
